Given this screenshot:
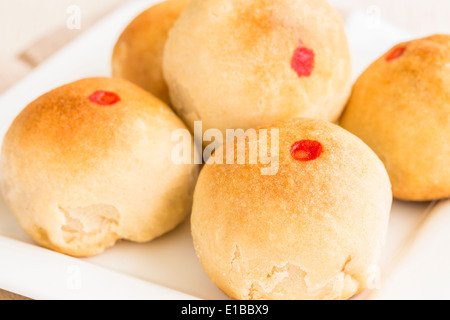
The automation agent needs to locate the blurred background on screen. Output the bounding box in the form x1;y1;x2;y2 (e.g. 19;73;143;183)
0;0;449;300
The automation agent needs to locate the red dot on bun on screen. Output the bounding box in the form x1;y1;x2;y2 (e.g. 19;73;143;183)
290;140;323;161
386;46;407;62
89;91;121;106
291;46;315;77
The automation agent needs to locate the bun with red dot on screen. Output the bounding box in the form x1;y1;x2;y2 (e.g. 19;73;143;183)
340;35;450;201
191;118;392;300
112;0;191;105
163;0;352;145
0;77;199;257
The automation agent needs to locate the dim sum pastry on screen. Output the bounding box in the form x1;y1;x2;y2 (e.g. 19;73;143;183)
191;118;392;300
0;77;199;257
340;34;450;201
112;0;191;105
163;0;352;145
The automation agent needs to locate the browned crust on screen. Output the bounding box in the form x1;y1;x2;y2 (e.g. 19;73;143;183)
112;0;191;104
340;34;450;201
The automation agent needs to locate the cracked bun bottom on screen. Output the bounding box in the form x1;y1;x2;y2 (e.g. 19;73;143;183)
191;118;392;300
0;77;199;257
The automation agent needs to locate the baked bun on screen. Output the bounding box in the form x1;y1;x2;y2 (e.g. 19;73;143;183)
112;0;190;105
163;0;352;144
0;77;199;257
340;34;450;201
191;118;392;300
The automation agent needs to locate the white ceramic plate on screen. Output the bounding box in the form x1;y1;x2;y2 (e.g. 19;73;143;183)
0;0;444;300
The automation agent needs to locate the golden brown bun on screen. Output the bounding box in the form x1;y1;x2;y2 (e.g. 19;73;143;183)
340;34;450;201
191;118;392;300
0;77;199;257
112;0;191;105
163;0;352;145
